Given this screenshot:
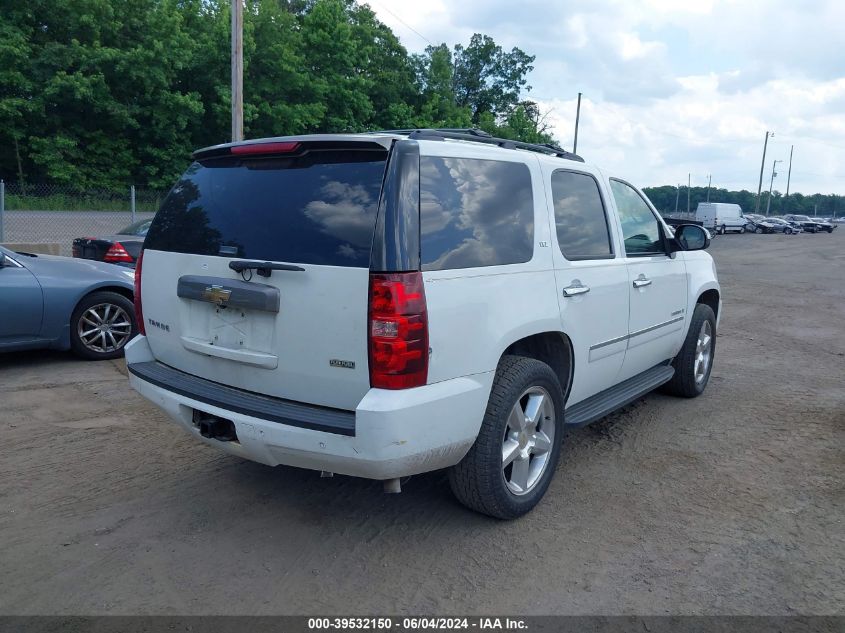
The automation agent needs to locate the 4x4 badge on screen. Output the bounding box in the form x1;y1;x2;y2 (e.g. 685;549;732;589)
202;285;232;306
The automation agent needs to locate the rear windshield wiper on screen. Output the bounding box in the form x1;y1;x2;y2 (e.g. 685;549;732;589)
228;260;305;278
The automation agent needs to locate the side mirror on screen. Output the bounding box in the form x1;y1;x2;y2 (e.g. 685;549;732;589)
672;224;710;252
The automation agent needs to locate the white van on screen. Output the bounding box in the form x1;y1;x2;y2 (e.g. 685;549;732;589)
696;203;747;234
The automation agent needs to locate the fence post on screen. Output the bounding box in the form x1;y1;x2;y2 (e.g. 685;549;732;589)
130;185;136;223
0;180;5;243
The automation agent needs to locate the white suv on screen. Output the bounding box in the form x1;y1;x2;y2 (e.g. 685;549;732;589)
127;129;721;518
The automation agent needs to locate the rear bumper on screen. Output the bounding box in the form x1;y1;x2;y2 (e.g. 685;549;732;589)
125;336;492;480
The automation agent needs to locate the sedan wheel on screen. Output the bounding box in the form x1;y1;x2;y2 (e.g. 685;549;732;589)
78;303;133;354
70;291;138;360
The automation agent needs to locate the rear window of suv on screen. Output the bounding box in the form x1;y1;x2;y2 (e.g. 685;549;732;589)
144;150;387;267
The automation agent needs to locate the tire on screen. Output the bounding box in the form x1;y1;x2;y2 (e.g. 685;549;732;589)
449;355;564;519
739;225;746;234
70;291;138;360
720;224;726;235
755;226;763;234
786;228;793;234
662;304;716;398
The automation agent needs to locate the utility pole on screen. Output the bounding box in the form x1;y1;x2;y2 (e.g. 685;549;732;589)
572;92;582;154
231;0;244;142
706;174;712;202
674;184;680;214
765;159;782;216
783;145;793;213
755;131;773;214
687;173;691;214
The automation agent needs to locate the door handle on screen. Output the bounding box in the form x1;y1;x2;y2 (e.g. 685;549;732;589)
633;276;652;288
563;283;590;297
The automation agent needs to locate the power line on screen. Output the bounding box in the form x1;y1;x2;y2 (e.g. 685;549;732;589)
775;136;845;152
370;1;432;46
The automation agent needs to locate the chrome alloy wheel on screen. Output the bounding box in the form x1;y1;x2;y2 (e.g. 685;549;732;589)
77;302;133;354
501;386;556;496
694;320;713;385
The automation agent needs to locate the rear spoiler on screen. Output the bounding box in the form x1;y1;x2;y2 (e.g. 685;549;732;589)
193;134;397;160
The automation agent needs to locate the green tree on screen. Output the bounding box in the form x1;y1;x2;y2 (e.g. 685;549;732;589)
244;0;324;138
348;2;417;130
412;44;471;128
300;0;373;131
0;2;34;184
452;33;535;123
1;0;204;189
495;101;555;145
0;0;556;188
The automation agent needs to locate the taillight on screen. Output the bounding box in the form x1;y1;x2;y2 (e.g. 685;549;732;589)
368;272;428;389
104;242;134;263
230;141;300;156
134;250;145;335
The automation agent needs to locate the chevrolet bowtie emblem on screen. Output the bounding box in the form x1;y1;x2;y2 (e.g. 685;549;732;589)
202;285;232;306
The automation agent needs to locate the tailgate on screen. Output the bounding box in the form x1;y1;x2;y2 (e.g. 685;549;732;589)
141;251;370;410
139;142;389;411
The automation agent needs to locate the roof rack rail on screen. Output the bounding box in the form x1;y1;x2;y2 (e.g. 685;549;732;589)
379;128;584;163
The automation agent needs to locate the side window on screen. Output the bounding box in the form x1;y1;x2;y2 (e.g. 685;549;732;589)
551;170;613;260
420;156;534;271
609;179;664;256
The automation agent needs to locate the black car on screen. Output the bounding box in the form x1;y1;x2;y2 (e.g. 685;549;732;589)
783;214;826;233
812;218;836;233
72;218;151;266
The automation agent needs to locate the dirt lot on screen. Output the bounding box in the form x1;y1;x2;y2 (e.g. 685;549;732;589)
1;231;843;616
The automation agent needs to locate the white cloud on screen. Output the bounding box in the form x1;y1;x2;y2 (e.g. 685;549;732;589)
368;0;845;195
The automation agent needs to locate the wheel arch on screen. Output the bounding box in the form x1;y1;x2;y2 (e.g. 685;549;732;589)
70;284;134;319
85;284;134;303
697;288;720;322
501;331;574;404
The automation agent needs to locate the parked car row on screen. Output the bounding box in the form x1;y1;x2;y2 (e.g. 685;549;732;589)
743;214;837;234
686;203;839;236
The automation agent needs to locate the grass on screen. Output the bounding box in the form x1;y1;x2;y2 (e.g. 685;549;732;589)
5;193;163;212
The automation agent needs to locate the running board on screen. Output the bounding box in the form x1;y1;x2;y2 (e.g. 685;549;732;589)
564;363;675;427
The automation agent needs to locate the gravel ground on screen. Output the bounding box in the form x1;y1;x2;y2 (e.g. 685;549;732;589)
0;231;843;615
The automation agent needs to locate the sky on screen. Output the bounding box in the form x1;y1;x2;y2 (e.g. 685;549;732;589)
368;0;845;196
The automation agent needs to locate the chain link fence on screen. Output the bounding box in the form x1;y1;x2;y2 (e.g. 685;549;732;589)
0;181;168;256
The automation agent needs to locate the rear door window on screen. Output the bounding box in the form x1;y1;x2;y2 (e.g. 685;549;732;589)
551;170;613;260
419;156;534;271
144;150;387;267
